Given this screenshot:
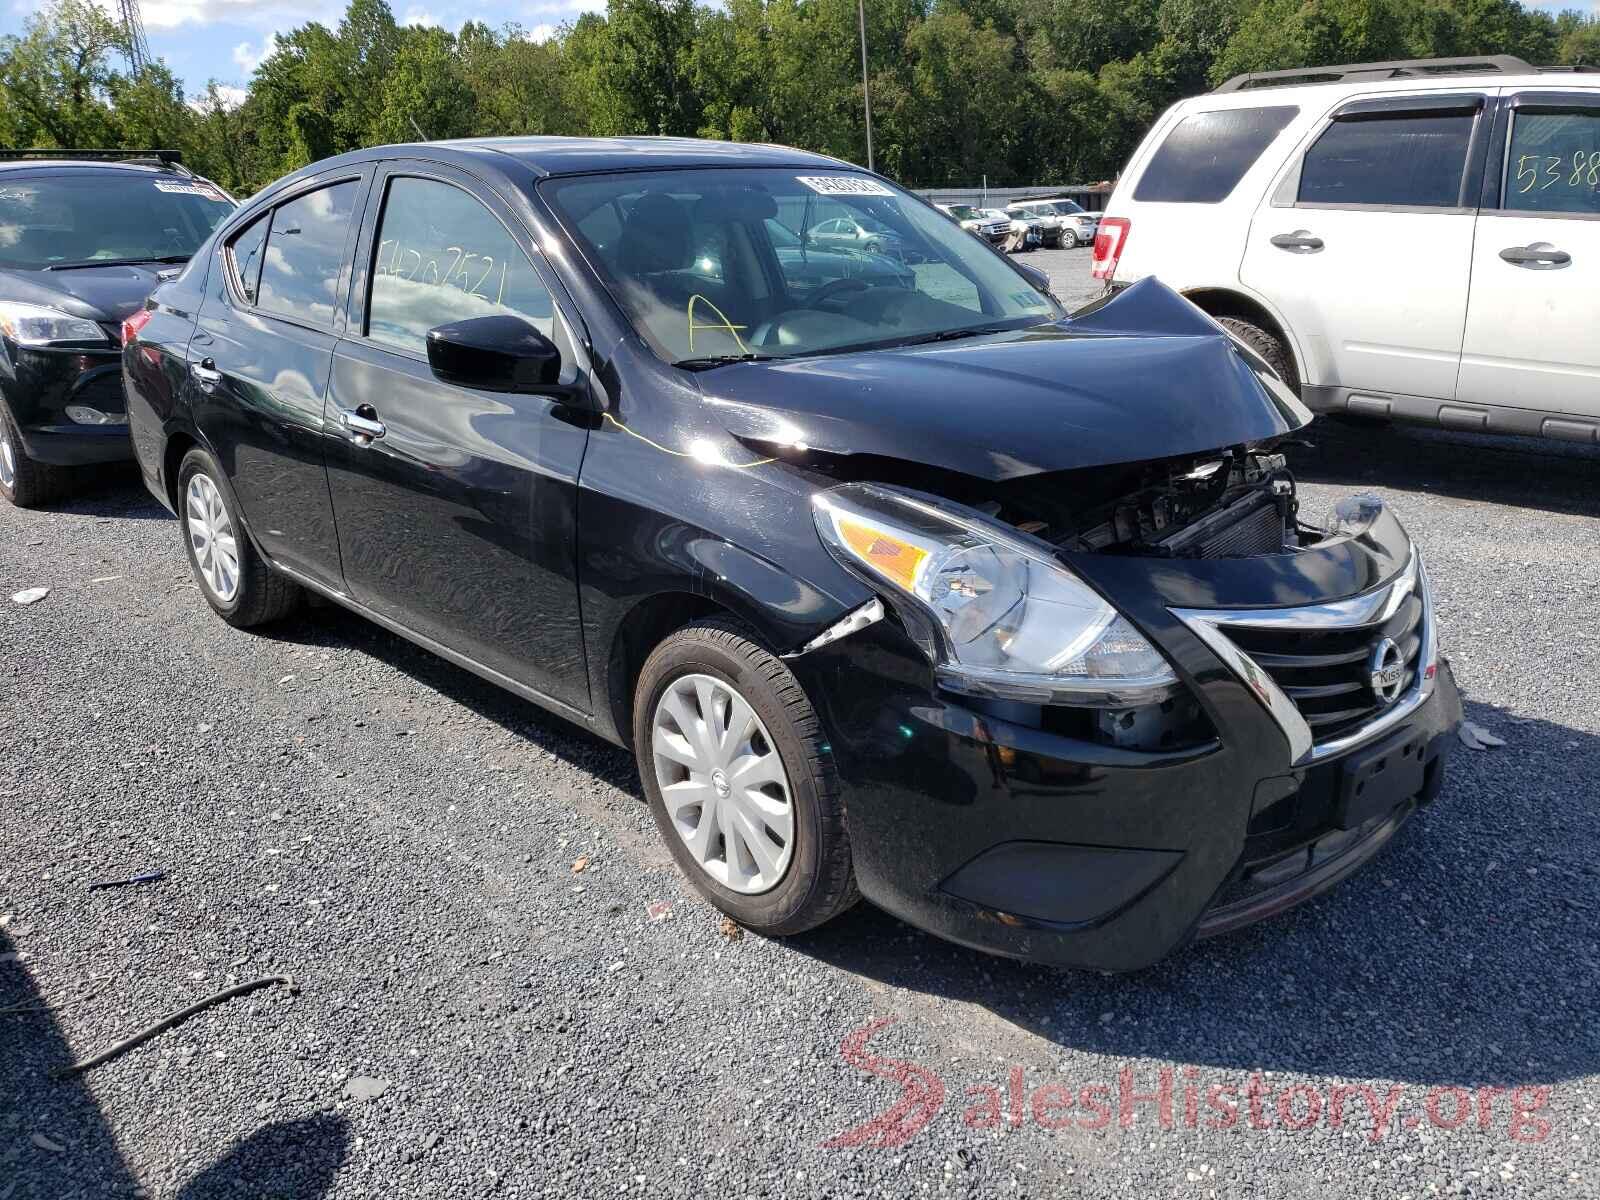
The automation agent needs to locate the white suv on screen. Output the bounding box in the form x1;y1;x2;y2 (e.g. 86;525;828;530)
1094;55;1600;444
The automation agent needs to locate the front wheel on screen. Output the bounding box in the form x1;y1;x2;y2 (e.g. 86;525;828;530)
1060;229;1079;250
0;402;71;508
633;619;859;936
177;446;301;628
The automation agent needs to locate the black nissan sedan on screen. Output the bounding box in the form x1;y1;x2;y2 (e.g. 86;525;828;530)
123;138;1461;971
0;151;233;506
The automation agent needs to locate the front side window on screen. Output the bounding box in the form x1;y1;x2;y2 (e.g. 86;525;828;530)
256;180;359;327
367;176;559;357
1504;106;1600;215
227;215;268;305
1298;111;1475;209
543;169;1060;365
1134;106;1298;204
0;171;232;270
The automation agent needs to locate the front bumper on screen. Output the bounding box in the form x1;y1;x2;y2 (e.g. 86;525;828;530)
0;340;131;466
793;511;1462;972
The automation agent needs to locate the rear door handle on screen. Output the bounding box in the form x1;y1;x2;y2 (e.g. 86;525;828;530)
1499;244;1571;269
338;405;386;443
190;357;221;389
1270;231;1324;253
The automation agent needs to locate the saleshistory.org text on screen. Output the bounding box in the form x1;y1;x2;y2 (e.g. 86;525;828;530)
822;1019;1554;1151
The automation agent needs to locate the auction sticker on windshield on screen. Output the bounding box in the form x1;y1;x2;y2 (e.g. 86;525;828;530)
153;182;227;200
796;176;896;197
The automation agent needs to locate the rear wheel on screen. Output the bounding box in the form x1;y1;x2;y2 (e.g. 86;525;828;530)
1216;316;1300;395
0;402;71;508
177;446;301;628
634;618;859;936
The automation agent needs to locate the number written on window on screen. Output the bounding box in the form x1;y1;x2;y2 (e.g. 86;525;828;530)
1507;110;1600;214
367;177;560;358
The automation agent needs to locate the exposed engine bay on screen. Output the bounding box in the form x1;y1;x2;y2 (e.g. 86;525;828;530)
799;444;1319;561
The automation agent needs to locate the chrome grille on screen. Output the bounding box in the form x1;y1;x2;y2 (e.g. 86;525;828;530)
1172;551;1438;765
1222;591;1422;741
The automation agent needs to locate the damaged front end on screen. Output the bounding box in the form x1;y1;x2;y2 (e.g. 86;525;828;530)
731;281;1461;969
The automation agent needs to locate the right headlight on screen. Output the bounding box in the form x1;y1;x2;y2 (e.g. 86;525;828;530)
0;301;109;347
813;483;1180;706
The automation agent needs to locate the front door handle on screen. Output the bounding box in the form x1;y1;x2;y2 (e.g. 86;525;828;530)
1499;243;1571;269
190;357;221;389
338;404;386;443
1270;231;1324;253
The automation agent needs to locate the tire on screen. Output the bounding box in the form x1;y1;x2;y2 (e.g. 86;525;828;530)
177;446;301;628
1060;230;1078;250
864;240;881;255
1216;316;1301;395
633;618;859;937
0;401;72;508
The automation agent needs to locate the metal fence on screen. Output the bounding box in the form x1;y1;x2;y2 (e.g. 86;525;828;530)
913;183;1113;212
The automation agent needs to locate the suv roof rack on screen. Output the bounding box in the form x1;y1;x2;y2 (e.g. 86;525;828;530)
0;149;187;171
1213;55;1600;93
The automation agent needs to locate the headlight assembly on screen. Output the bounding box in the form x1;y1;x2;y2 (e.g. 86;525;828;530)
813;483;1180;706
0;301;109;347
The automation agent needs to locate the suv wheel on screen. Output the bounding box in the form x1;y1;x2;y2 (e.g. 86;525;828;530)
634;619;859;936
177;447;301;628
1060;229;1078;250
0;403;70;508
1216;317;1300;395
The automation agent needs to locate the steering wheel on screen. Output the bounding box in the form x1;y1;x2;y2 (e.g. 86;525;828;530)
806;277;872;309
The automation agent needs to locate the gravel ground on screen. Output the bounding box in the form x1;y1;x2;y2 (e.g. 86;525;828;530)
3;251;1598;1199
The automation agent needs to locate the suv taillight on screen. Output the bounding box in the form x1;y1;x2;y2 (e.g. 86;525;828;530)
1090;217;1130;281
121;307;153;345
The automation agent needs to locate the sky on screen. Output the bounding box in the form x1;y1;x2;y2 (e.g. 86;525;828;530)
11;0;1599;101
12;0;607;99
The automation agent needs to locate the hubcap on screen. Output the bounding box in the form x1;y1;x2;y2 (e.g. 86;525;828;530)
0;427;15;490
651;673;795;895
185;472;241;603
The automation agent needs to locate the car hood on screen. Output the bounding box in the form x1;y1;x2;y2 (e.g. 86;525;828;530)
699;277;1312;481
0;262;183;325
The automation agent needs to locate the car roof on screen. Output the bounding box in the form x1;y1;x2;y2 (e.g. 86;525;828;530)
371;136;852;178
1186;71;1595;108
0;158;193;177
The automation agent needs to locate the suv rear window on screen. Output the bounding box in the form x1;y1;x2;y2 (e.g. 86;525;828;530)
1133;106;1298;204
1299;111;1475;208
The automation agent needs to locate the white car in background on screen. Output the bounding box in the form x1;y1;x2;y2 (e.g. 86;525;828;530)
1094;54;1600;444
1009;199;1099;248
984;208;1043;251
934;202;1009;245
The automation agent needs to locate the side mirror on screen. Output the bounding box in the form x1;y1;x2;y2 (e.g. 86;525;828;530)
425;315;562;392
1014;262;1052;295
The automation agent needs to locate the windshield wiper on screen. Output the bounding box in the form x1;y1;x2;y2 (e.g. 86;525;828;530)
902;325;1013;347
44;254;190;271
673;352;779;370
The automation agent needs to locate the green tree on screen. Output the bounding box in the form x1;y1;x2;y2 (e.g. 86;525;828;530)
373;26;476;143
0;0;123;147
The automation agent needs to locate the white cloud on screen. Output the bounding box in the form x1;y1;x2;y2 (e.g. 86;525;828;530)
401;5;440;26
233;32;279;75
523;22;556;41
187;83;248;112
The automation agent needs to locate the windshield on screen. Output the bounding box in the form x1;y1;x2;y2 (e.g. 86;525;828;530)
944;204;979;220
543;169;1061;366
0;173;233;270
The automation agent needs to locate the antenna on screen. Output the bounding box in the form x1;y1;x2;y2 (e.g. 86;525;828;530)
117;0;152;75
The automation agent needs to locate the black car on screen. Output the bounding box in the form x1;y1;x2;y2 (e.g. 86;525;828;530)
0;150;234;507
123;138;1461;971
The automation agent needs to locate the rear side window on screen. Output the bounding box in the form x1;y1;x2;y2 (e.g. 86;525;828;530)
1504;107;1600;215
256;180;359;327
1134;106;1298;203
1298;112;1475;208
227;215;268;305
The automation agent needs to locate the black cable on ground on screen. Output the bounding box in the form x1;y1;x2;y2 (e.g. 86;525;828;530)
53;975;299;1079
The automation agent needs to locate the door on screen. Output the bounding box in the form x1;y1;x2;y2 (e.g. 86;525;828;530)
190;171;368;590
324;165;593;710
1457;90;1600;424
1240;93;1490;401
